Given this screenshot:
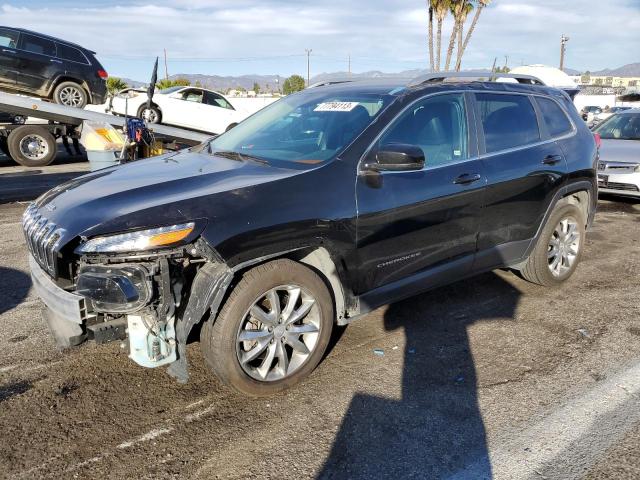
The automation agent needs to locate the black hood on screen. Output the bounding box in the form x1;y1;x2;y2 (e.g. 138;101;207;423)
35;149;305;248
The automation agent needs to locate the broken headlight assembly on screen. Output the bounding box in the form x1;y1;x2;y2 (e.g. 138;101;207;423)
76;263;153;313
75;222;196;254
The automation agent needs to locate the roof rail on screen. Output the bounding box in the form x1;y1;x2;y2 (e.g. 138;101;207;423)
307;79;355;89
407;71;546;87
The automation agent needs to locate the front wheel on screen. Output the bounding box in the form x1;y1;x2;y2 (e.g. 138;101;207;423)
201;259;334;396
519;203;586;286
7;126;57;167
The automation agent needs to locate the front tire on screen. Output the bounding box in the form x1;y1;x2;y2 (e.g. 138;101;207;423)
520;203;585;286
7;126;57;167
53;81;88;108
201;259;334;396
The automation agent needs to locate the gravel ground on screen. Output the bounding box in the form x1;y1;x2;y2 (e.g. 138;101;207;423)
0;195;639;480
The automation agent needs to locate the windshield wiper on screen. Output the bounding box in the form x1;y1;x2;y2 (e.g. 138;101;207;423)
211;150;268;165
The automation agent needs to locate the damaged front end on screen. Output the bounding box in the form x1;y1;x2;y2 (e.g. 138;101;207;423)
24;204;232;383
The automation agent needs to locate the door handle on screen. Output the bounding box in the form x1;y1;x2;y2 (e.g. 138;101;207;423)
542;154;563;165
2;49;16;54
49;58;63;64
453;173;482;185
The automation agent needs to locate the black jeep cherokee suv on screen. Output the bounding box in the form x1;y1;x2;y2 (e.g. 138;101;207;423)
24;74;597;396
0;27;107;108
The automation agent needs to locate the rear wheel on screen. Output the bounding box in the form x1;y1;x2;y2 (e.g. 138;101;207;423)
138;105;161;124
520;203;585;286
201;259;334;396
7;126;57;167
53;81;88;108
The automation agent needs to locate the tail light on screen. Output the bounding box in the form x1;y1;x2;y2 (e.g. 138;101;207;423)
97;69;108;79
593;133;602;149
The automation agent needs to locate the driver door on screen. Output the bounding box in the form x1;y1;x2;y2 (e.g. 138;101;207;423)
355;93;486;301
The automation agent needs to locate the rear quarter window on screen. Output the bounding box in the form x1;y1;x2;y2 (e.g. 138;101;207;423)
536;97;573;137
476;93;540;153
57;44;89;64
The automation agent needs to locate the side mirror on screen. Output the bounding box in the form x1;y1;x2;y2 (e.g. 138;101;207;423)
364;143;425;172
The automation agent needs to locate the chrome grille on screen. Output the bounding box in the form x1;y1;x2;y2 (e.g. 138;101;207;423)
22;204;65;277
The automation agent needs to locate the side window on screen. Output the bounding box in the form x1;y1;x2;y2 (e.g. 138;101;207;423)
379;93;468;167
205;92;234;110
536;97;573;137
181;89;203;103
476;93;540;153
0;28;18;49
19;34;56;56
57;44;88;64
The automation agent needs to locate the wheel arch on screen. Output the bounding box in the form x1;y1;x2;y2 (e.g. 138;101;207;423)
520;181;595;263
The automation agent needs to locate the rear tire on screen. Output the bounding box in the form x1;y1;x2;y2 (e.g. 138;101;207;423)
7;126;57;167
201;259;334;396
53;81;88;108
520;203;585;286
138;105;161;124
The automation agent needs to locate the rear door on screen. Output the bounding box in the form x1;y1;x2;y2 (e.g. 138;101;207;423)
0;28;19;86
355;92;486;297
16;33;58;94
473;92;568;270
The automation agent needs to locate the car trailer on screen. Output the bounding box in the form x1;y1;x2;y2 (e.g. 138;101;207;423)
0;92;210;167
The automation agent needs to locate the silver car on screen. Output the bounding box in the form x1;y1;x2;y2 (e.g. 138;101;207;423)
594;109;640;198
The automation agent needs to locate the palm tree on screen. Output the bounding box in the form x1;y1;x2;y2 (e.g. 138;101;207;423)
433;0;450;71
444;0;471;71
428;1;435;72
455;0;492;71
106;77;128;95
454;1;474;71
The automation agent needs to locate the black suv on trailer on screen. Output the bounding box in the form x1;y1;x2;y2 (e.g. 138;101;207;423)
0;27;107;108
24;73;597;396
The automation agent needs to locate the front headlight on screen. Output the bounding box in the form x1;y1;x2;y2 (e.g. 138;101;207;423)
75;222;195;254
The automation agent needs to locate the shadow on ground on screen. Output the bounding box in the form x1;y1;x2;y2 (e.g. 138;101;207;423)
0;266;31;315
319;272;523;479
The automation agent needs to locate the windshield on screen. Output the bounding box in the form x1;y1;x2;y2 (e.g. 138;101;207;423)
208;90;392;164
594;113;640;140
159;86;184;95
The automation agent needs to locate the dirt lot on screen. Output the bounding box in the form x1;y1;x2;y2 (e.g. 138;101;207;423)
0;189;639;479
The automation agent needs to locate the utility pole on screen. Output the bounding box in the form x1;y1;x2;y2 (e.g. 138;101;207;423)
348;54;351;77
560;34;569;72
163;48;169;80
305;49;312;86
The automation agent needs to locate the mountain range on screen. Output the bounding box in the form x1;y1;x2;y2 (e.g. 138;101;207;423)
120;63;640;91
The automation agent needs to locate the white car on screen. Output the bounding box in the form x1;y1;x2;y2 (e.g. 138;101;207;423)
594;106;632;124
110;86;249;134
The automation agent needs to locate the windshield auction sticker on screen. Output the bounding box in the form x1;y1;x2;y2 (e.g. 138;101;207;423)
314;102;360;112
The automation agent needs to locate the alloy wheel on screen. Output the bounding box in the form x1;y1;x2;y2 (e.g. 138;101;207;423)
141;108;159;123
548;216;581;277
236;285;320;382
59;86;84;107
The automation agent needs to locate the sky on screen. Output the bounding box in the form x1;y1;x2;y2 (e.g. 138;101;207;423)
4;0;640;81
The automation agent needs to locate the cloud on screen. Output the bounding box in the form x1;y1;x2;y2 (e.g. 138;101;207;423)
1;0;638;79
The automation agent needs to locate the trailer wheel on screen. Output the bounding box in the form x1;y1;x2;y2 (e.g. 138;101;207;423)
8;126;57;167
